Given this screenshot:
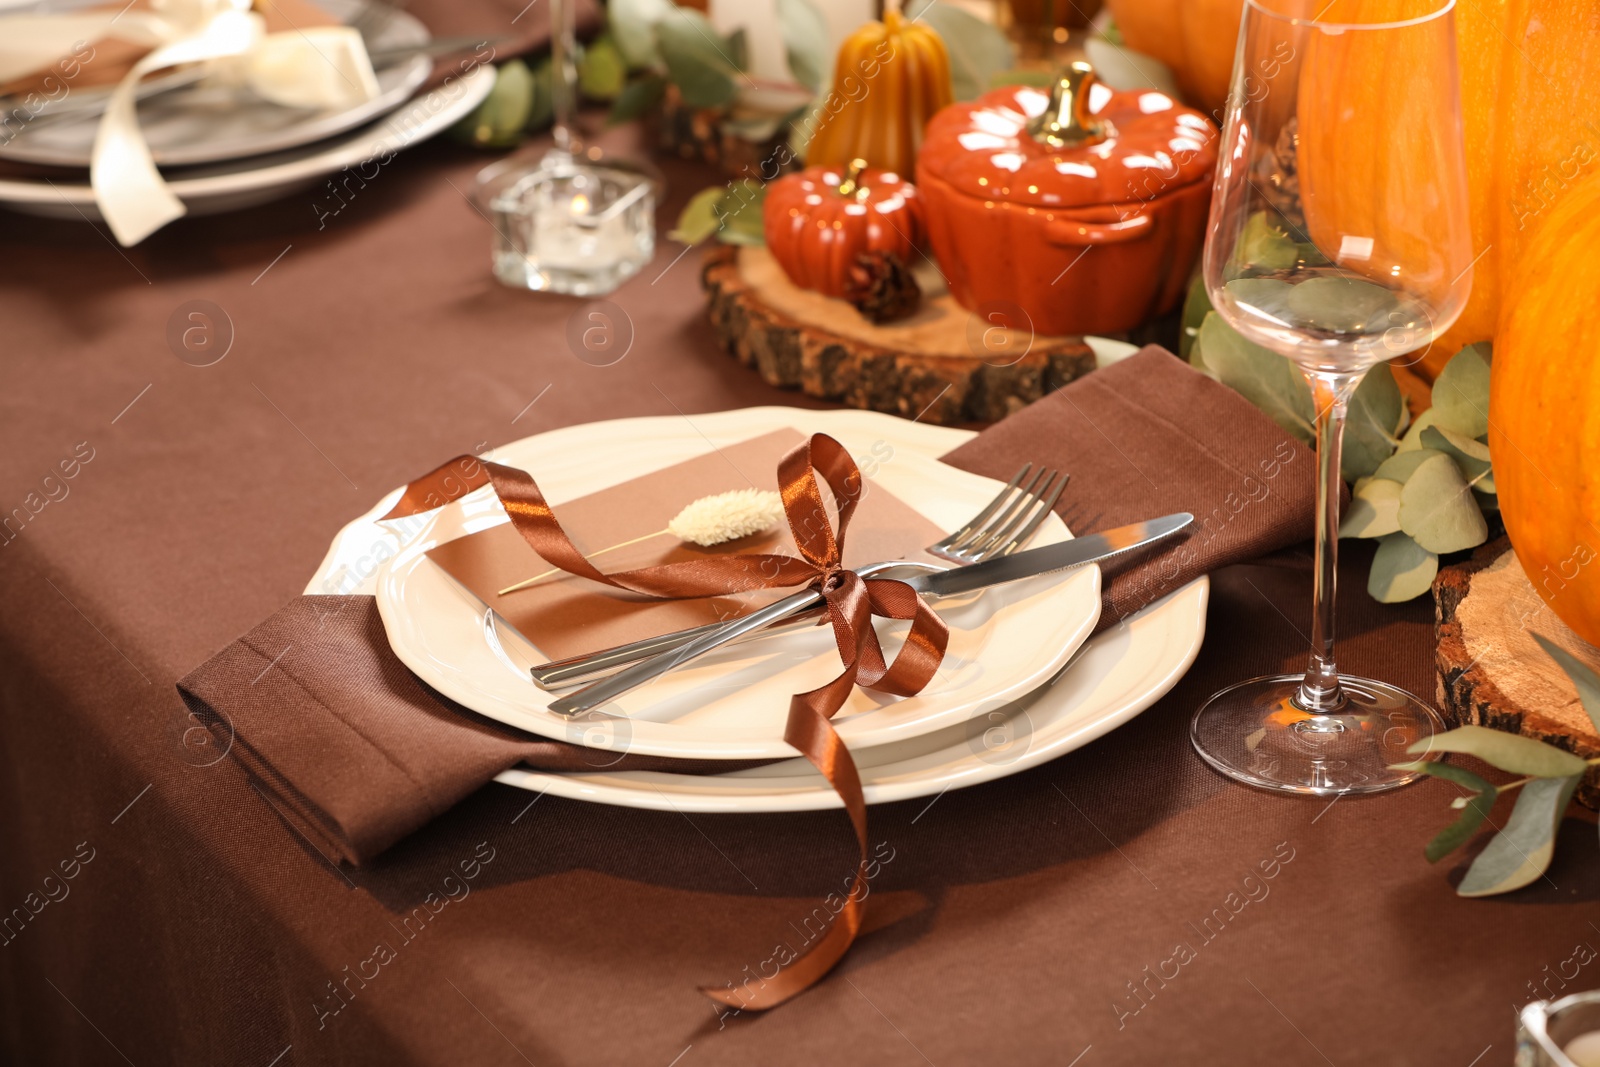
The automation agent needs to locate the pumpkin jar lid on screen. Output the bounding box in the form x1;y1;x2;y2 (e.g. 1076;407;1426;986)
918;63;1218;210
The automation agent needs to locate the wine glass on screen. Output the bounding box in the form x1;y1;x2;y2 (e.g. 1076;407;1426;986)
1190;0;1473;795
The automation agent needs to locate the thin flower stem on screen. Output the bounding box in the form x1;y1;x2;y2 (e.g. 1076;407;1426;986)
497;528;669;595
1467;758;1600;801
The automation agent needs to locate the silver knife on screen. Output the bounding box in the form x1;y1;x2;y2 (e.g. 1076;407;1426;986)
545;512;1194;716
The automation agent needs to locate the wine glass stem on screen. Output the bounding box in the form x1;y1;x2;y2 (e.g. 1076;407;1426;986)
550;0;576;158
1296;370;1362;714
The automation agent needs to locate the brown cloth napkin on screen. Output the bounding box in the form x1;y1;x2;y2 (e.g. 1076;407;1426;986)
942;345;1320;631
177;596;771;865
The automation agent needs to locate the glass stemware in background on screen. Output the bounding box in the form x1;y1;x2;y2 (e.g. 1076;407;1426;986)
1190;0;1473;795
476;0;658;295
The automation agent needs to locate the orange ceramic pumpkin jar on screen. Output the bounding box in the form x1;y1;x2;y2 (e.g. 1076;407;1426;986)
763;160;926;299
916;63;1217;336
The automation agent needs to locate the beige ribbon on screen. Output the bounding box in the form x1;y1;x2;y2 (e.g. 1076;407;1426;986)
1;0;379;245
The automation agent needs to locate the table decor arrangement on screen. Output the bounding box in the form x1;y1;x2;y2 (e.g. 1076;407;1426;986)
651;0;1223;422
179;346;1320;1010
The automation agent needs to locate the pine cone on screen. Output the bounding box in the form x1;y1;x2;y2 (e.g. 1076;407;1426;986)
843;251;921;324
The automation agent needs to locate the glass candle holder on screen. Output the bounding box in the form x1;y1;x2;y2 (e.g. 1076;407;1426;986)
478;151;656;296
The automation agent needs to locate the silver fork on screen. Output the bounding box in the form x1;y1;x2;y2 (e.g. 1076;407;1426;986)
528;463;1067;694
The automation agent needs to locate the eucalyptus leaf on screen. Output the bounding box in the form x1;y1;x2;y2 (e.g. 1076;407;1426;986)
1395;406;1438;453
608;72;666;124
906;0;1015;101
719;112;784;142
725;27;749;73
579;35;628;100
776;0;829;93
1398;451;1488;554
1392;757;1499;863
1407;724;1587;777
1427;790;1497;863
1197;311;1313;444
454;59;535;148
1420;424;1494;491
609;0;674;68
1375;446;1447;484
1393;760;1496;794
1532;633;1600;736
1284;276;1400;334
1082;36;1182;98
1340;477;1402;538
1343;363;1405;481
1223;277;1294;323
1458;774;1581;897
1296;241;1333;267
715;181;767;245
1368;532;1438;602
657;9;739;109
669;186;725;245
1180;271;1211;364
1430;342;1492;438
1233;212;1298;274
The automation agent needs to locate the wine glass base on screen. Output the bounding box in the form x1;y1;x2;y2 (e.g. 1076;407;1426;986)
1190;674;1446;796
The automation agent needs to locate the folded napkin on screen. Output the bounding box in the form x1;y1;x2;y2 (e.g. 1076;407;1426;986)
942;345;1320;630
178;595;772;865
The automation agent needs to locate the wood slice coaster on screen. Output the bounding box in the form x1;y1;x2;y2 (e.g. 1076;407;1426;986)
1436;538;1600;808
700;244;1097;426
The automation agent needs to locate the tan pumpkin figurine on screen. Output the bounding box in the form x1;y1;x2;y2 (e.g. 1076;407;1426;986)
805;1;953;177
762;159;926;299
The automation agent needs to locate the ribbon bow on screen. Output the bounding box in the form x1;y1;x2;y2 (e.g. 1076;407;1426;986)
382;434;949;1010
1;0;380;245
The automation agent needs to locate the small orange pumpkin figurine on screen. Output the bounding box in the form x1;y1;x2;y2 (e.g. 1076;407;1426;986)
763;159;926;298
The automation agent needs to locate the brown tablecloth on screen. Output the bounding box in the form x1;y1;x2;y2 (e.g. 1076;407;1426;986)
0;119;1587;1066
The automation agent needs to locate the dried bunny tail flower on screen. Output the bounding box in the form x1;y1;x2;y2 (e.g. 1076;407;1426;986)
667;488;786;547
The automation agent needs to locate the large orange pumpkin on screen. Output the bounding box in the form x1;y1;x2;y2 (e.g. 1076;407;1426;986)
1490;168;1600;648
1103;0;1243;120
1109;0;1600;380
762;161;926;298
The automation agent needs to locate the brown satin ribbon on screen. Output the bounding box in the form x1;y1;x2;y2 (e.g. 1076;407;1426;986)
381;435;948;1010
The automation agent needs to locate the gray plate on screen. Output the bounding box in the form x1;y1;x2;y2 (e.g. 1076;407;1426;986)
0;63;493;221
0;0;430;168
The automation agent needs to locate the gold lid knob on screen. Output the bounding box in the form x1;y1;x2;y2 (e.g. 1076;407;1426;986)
836;157;870;200
1028;62;1108;150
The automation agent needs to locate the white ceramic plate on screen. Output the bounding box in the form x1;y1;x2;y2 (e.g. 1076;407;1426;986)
493;578;1207;812
374;409;1103;760
0;0;432;167
0;63;492;220
306;396;1205;813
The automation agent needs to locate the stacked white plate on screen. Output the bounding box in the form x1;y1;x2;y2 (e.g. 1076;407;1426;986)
0;0;494;222
310;398;1208;814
